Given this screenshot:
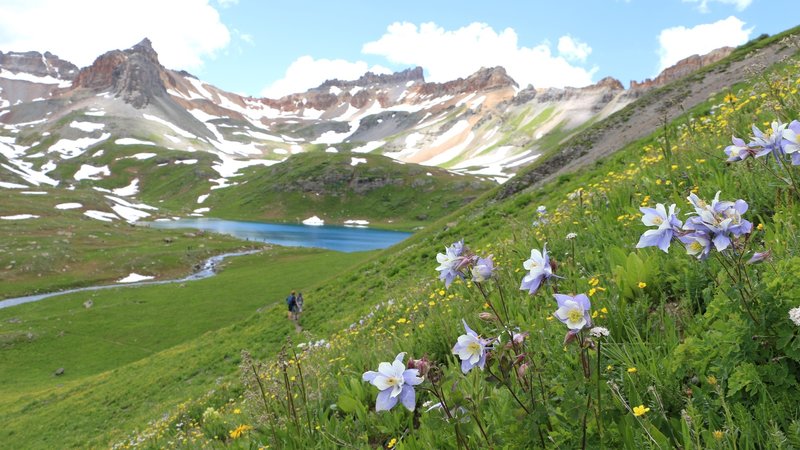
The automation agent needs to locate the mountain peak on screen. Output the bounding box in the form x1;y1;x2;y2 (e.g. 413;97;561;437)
73;39;167;108
316;66;425;91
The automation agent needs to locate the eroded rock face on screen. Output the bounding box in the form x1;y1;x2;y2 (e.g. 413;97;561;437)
0;51;78;80
630;47;734;90
73;38;167;108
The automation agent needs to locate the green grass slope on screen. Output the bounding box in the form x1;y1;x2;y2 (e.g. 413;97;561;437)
105;36;800;449
206;151;495;230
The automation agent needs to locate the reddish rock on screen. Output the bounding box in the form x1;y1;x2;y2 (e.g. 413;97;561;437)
630;47;734;90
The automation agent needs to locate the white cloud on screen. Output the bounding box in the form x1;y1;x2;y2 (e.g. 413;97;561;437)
657;16;752;72
0;0;230;70
261;56;391;98
557;35;592;62
362;22;597;89
683;0;752;13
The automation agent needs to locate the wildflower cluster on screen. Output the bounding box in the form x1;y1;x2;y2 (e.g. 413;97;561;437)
636;191;752;260
725;119;800;164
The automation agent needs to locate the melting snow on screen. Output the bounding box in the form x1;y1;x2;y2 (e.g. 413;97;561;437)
273;149;288;155
117;273;154;283
92;150;104;157
21;191;47;195
116;138;156;146
125;153;157;160
0;68;71;87
0;181;27;189
196;194;209;204
74;164;110;181
70;120;105;132
344;219;370;227
329;86;342;95
325;147;338;153
164;134;181;143
193;207;210;213
1;214;39;220
143;114;197;139
84;210;118;221
352;141;385;154
350;157;367;166
112;178;139;196
55;202;82;210
302;215;324;226
175;159;198;165
49;133;110;159
85;110;106;117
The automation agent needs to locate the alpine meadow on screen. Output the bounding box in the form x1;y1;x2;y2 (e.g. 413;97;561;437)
1;6;800;450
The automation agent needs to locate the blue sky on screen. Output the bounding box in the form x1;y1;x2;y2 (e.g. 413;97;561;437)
0;0;797;97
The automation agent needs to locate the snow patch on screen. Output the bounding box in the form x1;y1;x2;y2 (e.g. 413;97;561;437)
74;164;110;181
84;210;118;222
350;157;367;166
117;273;154;283
116;138;156;146
70;121;104;132
325;147;338;153
21;191;47;195
302;215;324;226
0;181;27;189
126;153;157;160
197;194;209;204
351;141;385;153
49;133;110;159
55;202;82;210
175;159;198;165
1;214;39;220
0;68;71;87
112;178;139;197
143;114;197;139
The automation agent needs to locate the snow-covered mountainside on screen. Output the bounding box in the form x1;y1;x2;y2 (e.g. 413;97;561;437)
0;38;732;199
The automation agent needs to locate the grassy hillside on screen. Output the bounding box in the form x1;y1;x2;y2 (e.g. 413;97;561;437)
206;151;495;230
101;38;800;449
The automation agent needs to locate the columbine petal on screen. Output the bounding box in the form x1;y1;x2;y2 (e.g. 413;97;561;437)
399;385;416;411
375;388;398;411
362;371;379;383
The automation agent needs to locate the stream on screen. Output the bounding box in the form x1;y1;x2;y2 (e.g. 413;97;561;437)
0;249;260;310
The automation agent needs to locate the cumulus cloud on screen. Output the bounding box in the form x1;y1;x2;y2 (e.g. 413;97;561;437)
657;16;752;72
362;22;597;89
558;36;592;62
0;0;230;70
261;56;391;98
682;0;752;13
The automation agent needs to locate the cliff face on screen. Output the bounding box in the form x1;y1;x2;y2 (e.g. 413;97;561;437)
73;38;167;108
0;50;78;80
630;47;734;90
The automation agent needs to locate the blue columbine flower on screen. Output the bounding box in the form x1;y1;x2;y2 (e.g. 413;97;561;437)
436;240;470;288
362;352;423;411
782;120;800;165
520;244;554;294
678;232;712;260
471;254;494;283
636;203;682;253
684;192;751;252
553;293;592;331
750;121;787;160
452;320;490;373
724;136;754;162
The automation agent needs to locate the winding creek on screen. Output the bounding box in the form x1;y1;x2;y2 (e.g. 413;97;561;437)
0;250;260;309
1;219;413;310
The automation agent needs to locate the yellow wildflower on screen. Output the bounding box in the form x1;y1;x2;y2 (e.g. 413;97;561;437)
396;318;407;324
756;223;764;231
713;430;724;441
627;367;638;374
387;437;398;448
707;375;717;385
633;405;650;417
229;424;253;439
638;282;647;289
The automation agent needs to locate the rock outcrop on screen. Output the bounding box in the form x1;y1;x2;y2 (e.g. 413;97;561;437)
630;47;734;90
0;50;78;80
73;38;167;108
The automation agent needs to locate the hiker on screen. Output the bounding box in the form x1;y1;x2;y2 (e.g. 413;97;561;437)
286;290;297;321
296;292;304;318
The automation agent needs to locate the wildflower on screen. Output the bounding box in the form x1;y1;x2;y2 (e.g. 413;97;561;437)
229;424;252;439
362;352;424;411
406;355;431;379
520;244;555;295
638;282;647;289
707;375;718;385
789;307;800;327
537;205;547;215
679;232;712;260
782;120;800;164
435;240;471;288
387;437;398;448
452;320;491;373
589;326;609;338
636;203;682;253
633;405;650;417
627;367;637;374
724;136;754;162
566;232;577;240
553;293;592;331
713;430;725;441
471;254;494;283
684;192;752;251
749;121;787;160
747;249;772;264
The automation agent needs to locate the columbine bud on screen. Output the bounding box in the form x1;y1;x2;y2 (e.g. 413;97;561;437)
517;363;529;378
746;249;772;265
407;355;431;379
563;330;578;346
478;312;497;322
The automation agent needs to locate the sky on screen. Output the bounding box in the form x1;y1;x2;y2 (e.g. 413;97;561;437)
0;0;797;98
